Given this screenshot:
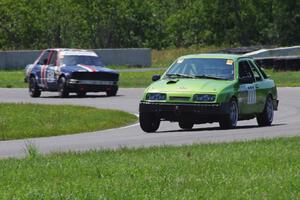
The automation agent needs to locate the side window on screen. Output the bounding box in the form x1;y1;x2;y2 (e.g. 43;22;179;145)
49;51;58;66
254;62;268;79
248;61;263;82
238;60;255;82
37;51;50;65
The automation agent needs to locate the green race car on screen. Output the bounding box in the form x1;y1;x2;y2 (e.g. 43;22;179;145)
139;54;279;133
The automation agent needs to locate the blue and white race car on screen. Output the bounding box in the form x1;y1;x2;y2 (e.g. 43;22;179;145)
25;48;119;97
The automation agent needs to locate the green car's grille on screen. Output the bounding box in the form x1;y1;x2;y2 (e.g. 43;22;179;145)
169;96;190;101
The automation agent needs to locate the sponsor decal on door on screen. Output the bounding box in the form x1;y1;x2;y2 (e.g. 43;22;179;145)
239;84;256;104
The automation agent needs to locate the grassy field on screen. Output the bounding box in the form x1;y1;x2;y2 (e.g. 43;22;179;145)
0;46;300;88
0;137;299;199
0;70;24;88
0;103;137;140
0;70;165;88
119;70;164;87
267;70;300;87
1;68;299;88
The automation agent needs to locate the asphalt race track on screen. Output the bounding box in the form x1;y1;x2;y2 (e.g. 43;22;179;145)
0;88;300;158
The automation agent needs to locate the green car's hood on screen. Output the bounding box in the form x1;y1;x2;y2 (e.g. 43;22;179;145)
146;78;235;94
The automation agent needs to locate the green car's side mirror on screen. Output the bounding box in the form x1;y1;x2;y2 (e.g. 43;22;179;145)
152;75;161;82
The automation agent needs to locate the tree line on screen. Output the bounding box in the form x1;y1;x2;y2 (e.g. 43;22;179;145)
0;0;299;50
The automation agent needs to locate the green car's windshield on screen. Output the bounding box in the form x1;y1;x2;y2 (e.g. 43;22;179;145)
165;58;235;80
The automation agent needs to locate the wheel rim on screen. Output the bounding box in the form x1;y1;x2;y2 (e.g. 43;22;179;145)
230;101;238;126
266;98;274;122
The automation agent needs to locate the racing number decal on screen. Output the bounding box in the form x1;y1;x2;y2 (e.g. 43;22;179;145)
247;85;256;104
41;66;55;86
239;84;256;104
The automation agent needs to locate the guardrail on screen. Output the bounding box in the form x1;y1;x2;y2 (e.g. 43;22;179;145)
245;46;300;71
0;48;152;69
255;56;300;71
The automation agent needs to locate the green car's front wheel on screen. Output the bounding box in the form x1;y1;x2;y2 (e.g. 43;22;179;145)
219;99;238;129
139;112;160;133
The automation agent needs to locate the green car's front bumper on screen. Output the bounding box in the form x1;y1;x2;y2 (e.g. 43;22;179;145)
139;102;231;123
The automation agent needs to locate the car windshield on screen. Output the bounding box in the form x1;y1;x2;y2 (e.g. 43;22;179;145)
165;58;235;80
61;55;104;66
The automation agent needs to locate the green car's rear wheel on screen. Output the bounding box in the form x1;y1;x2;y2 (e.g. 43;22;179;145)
178;121;194;130
219;99;238;129
257;96;274;126
139;112;160;133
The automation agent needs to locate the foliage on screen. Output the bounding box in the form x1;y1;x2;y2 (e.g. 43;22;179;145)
152;46;222;67
0;0;299;50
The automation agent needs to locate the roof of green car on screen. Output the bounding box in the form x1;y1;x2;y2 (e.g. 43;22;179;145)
180;53;249;60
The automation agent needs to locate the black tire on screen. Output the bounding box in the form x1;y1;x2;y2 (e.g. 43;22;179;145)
257;96;274;126
139;112;160;133
28;76;41;97
178;121;194;130
58;77;69;98
77;91;86;98
219;99;238;129
106;89;118;97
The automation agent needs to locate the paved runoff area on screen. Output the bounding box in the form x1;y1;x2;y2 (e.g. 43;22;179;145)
0;88;300;158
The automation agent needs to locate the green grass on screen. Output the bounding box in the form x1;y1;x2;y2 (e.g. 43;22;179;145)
0;103;137;140
119;70;164;87
0;46;300;88
266;70;300;87
1;69;299;88
1;137;300;199
0;70;25;88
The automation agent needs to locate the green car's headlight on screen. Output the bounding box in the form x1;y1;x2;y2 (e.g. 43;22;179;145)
146;93;166;101
193;94;216;102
